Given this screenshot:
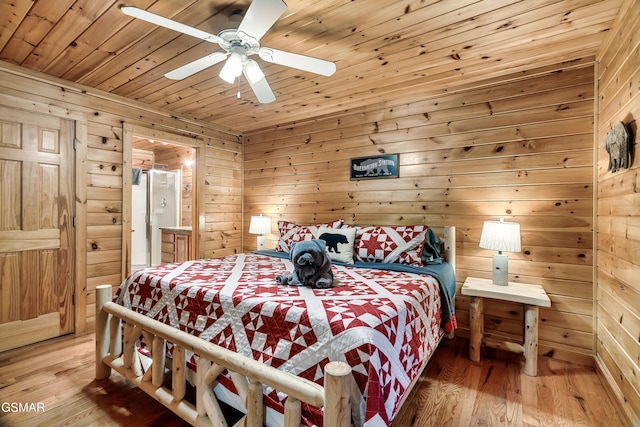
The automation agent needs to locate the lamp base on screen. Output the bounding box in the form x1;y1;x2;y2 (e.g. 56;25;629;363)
492;253;509;286
256;235;266;250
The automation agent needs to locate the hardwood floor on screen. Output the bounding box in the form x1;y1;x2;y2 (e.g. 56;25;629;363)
0;333;629;427
393;338;628;426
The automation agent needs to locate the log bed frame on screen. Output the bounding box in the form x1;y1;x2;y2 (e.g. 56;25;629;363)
95;226;456;427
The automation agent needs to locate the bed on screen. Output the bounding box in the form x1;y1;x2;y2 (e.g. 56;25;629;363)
96;223;456;427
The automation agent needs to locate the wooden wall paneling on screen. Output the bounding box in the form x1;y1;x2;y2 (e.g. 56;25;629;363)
74;118;88;334
132;148;153;169
121;125;133;279
86;118;124;305
596;0;640;95
597;328;640;418
181;165;193;227
57;117;75;335
195;138;206;261
598;324;640;412
244;61;595;364
242;71;592;164
198;139;243;258
596;0;640;423
243;61;597;149
0;61;239;142
598;277;640;348
598;45;640;126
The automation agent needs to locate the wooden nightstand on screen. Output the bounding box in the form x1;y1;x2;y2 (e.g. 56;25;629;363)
461;276;551;376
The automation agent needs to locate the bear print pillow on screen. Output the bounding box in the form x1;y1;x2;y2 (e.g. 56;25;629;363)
318;226;356;264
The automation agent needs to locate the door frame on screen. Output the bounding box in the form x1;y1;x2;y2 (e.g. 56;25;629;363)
121;123;203;279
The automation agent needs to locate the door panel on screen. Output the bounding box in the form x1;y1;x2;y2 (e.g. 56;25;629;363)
0;106;74;352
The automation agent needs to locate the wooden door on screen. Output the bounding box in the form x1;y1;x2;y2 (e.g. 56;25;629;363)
0;106;74;352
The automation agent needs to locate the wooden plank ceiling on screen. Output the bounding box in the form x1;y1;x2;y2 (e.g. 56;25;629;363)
0;0;623;134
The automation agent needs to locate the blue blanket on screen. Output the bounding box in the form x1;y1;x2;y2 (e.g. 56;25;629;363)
254;250;457;332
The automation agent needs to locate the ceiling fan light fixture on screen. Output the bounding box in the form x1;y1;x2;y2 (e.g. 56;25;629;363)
122;0;336;103
219;52;244;84
244;59;264;84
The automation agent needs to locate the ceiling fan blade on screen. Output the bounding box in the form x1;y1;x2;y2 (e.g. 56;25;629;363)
258;47;336;76
237;0;287;41
120;6;223;44
165;52;228;80
243;70;276;103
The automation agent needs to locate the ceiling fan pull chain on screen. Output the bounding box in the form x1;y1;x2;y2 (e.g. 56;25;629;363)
237;77;241;99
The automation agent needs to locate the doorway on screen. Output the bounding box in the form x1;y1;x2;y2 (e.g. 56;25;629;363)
131;137;193;270
131;168;181;269
122;124;200;279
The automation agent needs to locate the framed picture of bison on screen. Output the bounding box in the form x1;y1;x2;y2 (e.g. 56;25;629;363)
350;154;399;180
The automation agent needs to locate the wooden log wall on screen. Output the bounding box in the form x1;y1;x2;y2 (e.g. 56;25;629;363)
244;60;596;365
200;138;243;258
132;148;154;169
595;0;640;423
0;61;242;334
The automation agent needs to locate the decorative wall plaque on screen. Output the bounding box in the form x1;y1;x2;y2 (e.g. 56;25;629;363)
604;121;631;173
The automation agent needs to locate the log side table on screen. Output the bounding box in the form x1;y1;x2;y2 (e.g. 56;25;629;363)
461;276;551;376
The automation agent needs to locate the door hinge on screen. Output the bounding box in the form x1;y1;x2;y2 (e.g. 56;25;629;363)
73;216;76;227
72;293;76;306
73;138;79;150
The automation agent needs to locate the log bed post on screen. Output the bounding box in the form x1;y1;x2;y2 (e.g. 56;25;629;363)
443;225;456;272
323;361;353;427
96;284;112;380
443;226;456;339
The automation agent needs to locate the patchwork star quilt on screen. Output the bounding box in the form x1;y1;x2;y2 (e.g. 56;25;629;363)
116;253;446;426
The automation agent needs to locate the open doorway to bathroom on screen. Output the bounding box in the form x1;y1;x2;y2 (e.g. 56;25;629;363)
131;167;181;269
130;136;195;272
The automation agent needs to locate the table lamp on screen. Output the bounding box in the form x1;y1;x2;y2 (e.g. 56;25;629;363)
479;218;521;286
249;214;271;250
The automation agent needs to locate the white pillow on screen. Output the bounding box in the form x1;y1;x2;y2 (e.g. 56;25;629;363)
318;226;356;264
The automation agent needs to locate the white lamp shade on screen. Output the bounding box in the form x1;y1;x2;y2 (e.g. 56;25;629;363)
479;219;521;253
249;215;271;235
244;59;265;84
219;52;243;84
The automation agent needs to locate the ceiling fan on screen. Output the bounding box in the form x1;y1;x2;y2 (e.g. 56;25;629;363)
120;0;336;104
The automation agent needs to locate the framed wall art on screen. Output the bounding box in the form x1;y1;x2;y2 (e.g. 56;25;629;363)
350;154;399;180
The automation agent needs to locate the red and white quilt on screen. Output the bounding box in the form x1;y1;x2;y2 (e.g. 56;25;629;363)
116;253;444;426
